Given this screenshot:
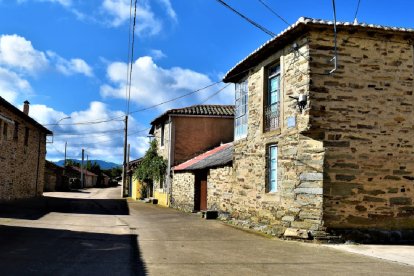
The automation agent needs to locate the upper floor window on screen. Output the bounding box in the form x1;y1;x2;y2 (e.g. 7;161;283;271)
160;123;165;147
235;79;248;140
13;122;19;141
265;64;281;132
3;122;8;140
24;127;30;146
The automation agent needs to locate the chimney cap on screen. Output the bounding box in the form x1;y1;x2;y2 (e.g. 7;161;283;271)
24;100;30;104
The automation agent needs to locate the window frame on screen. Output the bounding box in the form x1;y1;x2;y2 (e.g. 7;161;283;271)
13;122;19;141
3;122;8;140
24;127;30;146
267;144;278;193
234;78;248;140
264;64;281;132
160;123;165;147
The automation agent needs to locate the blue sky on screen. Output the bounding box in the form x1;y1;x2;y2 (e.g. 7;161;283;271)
0;0;412;163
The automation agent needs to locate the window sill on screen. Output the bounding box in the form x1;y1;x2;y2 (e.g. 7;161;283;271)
262;128;281;138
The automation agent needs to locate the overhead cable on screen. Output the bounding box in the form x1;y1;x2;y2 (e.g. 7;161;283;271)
215;0;276;37
256;0;290;26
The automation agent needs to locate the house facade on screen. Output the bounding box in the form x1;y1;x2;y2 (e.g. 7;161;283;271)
65;166;98;188
172;142;233;212
149;105;234;206
0;97;52;201
217;17;414;240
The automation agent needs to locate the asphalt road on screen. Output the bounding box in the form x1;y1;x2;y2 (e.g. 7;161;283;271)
1;187;414;275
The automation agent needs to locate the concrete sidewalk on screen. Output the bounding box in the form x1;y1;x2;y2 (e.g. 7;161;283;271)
324;244;414;267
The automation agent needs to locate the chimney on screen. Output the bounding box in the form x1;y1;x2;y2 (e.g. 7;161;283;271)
23;100;30;115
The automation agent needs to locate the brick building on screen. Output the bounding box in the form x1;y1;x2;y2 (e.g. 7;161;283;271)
0;97;52;201
149;104;234;206
210;17;414;241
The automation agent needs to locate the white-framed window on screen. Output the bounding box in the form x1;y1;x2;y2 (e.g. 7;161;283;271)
268;144;278;192
235;79;248;140
265;64;281;131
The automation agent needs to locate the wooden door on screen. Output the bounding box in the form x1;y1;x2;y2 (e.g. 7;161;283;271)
194;170;208;211
200;175;207;211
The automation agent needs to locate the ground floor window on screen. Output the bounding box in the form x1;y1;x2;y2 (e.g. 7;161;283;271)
268;144;278;192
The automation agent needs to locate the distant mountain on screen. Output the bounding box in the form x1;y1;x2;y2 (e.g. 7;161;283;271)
54;159;121;170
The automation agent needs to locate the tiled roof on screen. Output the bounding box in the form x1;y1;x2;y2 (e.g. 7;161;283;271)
173;142;233;171
0;96;52;134
223;17;414;82
150;104;235;133
67;166;97;177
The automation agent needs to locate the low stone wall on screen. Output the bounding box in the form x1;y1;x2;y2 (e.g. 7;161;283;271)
171;172;194;212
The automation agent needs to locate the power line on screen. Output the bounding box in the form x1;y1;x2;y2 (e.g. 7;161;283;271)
125;0;133;114
353;0;362;22
126;0;138;115
256;0;290;26
199;83;231;104
53;128;125;137
215;0;276;37
129;81;222;114
44;117;124;126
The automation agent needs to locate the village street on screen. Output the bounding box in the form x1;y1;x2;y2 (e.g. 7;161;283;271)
0;187;413;276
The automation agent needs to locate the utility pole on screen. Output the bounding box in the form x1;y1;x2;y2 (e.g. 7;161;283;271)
127;143;131;197
81;148;85;189
122;115;128;197
64;141;67;167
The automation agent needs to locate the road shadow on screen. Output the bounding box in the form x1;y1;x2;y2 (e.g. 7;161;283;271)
0;196;130;220
0;225;147;275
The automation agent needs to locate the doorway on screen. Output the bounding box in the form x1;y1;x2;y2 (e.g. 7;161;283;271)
194;170;207;211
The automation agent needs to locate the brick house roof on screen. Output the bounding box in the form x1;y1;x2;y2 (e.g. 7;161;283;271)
223;17;414;82
149;104;234;134
173;142;233;171
0;96;52;135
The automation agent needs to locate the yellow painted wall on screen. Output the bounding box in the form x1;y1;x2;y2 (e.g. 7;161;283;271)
131;177;143;200
154;190;169;207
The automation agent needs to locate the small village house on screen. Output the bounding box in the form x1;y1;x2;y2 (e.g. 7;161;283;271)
0;97;52;201
216;17;414;240
172;142;233;212
148;105;234;206
65;166;98;188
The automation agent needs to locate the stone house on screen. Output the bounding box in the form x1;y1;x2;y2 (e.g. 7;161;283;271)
172;142;233;212
149;104;234;206
65;166;98;188
216;17;414;240
0;97;52;201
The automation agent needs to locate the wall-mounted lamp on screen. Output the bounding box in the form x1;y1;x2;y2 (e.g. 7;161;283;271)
289;94;307;113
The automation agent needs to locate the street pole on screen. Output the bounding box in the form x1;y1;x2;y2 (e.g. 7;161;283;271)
81;148;85;189
122;115;128;197
63;141;67;176
64;141;67;167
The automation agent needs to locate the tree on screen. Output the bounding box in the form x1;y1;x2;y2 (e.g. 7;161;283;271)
134;140;167;184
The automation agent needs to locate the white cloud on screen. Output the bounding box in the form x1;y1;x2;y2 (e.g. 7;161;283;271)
0;34;49;73
0;67;32;104
101;0;176;35
47;51;93;77
157;0;177;21
149;49;166;60
29;101;147;163
102;0;162;35
100;56;231;110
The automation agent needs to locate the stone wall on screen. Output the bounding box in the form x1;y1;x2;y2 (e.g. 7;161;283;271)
224;34;326;237
171;171;195;212
309;27;414;230
0;107;47;201
207;166;234;213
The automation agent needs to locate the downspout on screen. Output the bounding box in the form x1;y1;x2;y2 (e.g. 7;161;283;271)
35;130;41;197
